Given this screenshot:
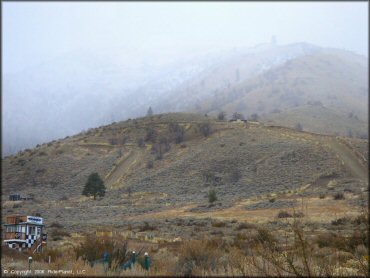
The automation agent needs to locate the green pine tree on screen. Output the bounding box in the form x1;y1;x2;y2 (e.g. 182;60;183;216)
82;173;106;200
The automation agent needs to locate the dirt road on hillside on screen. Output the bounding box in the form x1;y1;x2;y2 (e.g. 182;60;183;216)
104;149;143;188
322;137;368;182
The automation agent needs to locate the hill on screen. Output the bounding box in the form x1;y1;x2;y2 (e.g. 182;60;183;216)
4;42;368;156
155;47;368;138
2;113;368;233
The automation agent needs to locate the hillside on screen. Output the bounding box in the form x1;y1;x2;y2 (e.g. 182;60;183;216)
2;113;368;233
4;42;368;156
157;48;368;137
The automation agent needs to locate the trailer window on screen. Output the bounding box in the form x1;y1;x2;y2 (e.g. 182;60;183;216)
29;226;36;235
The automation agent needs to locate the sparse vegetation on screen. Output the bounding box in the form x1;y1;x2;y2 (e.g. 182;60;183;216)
1;112;368;277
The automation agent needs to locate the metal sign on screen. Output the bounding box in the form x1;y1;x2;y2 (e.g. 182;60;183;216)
27;216;43;224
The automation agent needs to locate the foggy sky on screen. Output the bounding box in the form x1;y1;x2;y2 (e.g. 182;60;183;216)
3;1;368;74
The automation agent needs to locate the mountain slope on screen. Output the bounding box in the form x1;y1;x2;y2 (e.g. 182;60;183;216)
3;43;368;156
2;113;368;230
156;47;367;137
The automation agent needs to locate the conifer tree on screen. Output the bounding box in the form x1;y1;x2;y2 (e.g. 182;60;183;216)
82;173;106;200
147;107;153;116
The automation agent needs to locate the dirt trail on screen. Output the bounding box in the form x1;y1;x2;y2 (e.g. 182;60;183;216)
105;149;143;188
276;128;368;182
321;137;368;182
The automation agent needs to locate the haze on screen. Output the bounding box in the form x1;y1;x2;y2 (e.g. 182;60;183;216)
2;2;368;156
4;2;368;74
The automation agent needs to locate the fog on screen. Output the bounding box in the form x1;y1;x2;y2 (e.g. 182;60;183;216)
2;2;368;156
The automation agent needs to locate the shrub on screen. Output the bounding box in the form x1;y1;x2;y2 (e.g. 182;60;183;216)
17;159;26;166
331;217;349;226
333;192;345;200
198;123;212;137
293;211;304;218
109;138;119;145
145;127;157;143
277;211;292;218
255;227;277;245
217;111;226;121
159;137;171;152
208;189;217;204
60;195;68;201
315;232;347;250
236;222;255;230
38;151;47;156
249;113;259;121
51;229;71;240
50;222;63;228
169;123;185;144
229;169;242;183
36;168;46;174
346;230;368;251
352;213;367;225
137;138;145;148
139;221;157;232
232;112;245;120
211;221;226;228
74;234;129;269
146;160;154;169
236;233;248;241
176;240;222;276
33;247;63;263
